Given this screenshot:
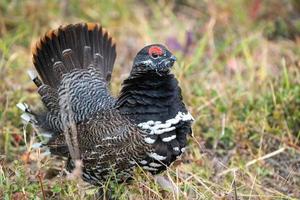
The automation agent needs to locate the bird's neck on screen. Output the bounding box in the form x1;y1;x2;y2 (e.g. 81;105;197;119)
116;71;186;123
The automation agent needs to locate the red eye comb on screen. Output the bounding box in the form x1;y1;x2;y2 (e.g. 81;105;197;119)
148;46;163;56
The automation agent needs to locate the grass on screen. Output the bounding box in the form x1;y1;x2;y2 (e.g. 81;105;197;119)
1;0;300;199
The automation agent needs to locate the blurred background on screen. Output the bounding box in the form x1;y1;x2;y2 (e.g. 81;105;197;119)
0;0;300;199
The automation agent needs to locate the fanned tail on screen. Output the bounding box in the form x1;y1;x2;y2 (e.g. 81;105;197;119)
32;23;116;88
18;23;117;157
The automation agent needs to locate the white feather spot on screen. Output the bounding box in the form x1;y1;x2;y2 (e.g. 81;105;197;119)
16;103;28;112
20;113;32;123
129;160;136;165
149;162;162;167
181;148;186;152
138;111;193;135
173;147;179;151
147;152;166;161
139;60;154;66
143;166;158;171
144;137;156;144
62;48;72;55
95;53;103;58
139;160;148;165
27;70;37;80
154;127;176;135
162;135;176;142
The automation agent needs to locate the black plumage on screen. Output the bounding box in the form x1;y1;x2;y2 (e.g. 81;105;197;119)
19;23;193;187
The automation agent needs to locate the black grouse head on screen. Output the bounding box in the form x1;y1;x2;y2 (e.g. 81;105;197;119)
131;44;176;75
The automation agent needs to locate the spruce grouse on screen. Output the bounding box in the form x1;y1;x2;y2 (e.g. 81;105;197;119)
18;23;194;186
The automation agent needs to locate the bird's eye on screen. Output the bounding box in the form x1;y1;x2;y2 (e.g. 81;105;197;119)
148;46;163;59
151;53;159;59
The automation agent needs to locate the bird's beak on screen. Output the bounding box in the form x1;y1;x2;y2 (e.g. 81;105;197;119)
170;55;177;62
166;55;177;68
159;55;177;72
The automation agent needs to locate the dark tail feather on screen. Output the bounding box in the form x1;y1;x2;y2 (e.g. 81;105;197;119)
26;69;61;130
32;23;117;89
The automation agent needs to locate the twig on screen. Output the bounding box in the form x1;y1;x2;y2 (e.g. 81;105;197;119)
245;147;285;167
214;113;226;149
233;179;238;200
188;172;220;198
218;147;286;176
231;169;238;200
138;181;163;199
197;96;219;111
248;175;257;200
37;171;46;200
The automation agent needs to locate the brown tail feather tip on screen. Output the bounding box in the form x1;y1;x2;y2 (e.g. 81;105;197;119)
32;28;60;57
31;39;41;58
86;22;98;31
46;29;58;39
86;22;116;45
32;23;116;56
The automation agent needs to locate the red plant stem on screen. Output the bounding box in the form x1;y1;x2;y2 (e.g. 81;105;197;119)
37;171;46;200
